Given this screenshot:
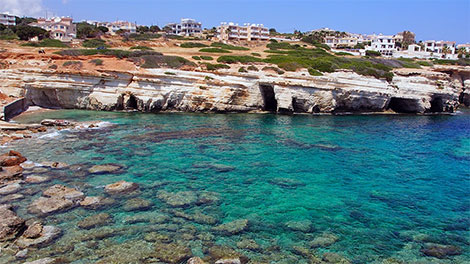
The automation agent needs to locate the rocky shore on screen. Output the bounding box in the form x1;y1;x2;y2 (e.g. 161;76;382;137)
0;64;469;116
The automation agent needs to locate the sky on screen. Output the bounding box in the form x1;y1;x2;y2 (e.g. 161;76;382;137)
1;0;469;43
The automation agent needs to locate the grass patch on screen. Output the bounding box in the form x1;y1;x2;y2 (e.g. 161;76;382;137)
200;56;213;60
251;52;261;57
82;39;108;48
63;61;82;67
139;55;196;69
432;58;470;66
56;49;162;59
22;39;68;48
203;63;230;71
247;65;259;71
308;68;323;76
192;56;201;60
128;33;161;41
164;72;176;75
130;46;153;50
335;52;353;56
238;67;248;73
365;50;382;57
0;34;18;40
417;60;433;66
89;59;103;66
204;76;214;80
180;42;208;48
199;48;231;53
217;55;263;64
211;42;249;51
262;66;284;75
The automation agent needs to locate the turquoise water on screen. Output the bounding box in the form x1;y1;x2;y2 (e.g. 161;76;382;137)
5;110;470;263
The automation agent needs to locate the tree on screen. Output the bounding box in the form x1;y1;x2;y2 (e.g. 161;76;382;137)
76;22;100;39
13;25;48;40
149;25;160;32
97;26;109;34
269;28;277;35
0;24;5;32
15;17;37;26
137;26;150;33
401;30;415;49
442;46;451;57
162;25;172;33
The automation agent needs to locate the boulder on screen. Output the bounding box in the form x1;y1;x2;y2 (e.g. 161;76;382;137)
0;165;23;184
28;196;75;216
123;198;152;211
0;182;21;195
187;257;206;264
25;175;50;184
213;219;248;235
0;204;25;241
41;161;68;169
0;150;27;167
285;220;313;232
157;190;197;207
16;225;61;248
215;259;242;264
23;222;43;239
104;180;138;194
88;164;123;174
207;246;248;264
77;213;112;229
43;184;85;202
40;119;72;126
15;248;28;259
80;196;115;209
23;258;58;264
420;243;462;259
154;242;192;263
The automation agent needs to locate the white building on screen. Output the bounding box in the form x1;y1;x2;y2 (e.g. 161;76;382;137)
457;44;470;53
30;17;76;41
217;22;269;41
369;35;397;56
0;13;16;26
166;18;202;37
324;35;358;48
97;21;136;35
393;41;458;60
423;40;456;55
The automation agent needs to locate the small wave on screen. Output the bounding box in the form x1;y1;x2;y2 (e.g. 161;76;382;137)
39;131;61;139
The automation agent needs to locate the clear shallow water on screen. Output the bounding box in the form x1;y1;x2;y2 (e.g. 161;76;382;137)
5;110;470;263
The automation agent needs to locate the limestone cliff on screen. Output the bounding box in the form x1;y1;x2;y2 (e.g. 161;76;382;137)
0;65;468;115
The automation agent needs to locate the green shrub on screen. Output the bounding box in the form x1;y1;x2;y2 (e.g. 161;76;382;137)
211;42;249;50
56;49;162;59
130;46;153;50
262;66;284;74
0;34;18;40
238;67;248;73
251;53;261;57
14;25;48;41
365;50;382;57
140;55;196;69
192;56;201;60
166;35;186;40
164;72;176;75
204;76;214;80
82;39;107;48
247;65;259;71
308;68;323;76
128;33;162;40
63;61;82;67
199;48;231;53
417;60;432;66
89;59;103;66
217;55;263;64
200;56;213;60
277;61;303;71
22;39;68;48
203;63;230;71
180;42;208;48
336;52;353;56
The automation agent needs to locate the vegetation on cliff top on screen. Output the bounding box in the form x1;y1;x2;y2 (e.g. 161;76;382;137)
22;39;68;48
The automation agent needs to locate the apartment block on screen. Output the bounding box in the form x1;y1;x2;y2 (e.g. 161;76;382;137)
369;35;397;56
217;22;269;41
30;17;76;41
97;21;137;35
0;13;16;26
166;18;202;37
423;40;456;55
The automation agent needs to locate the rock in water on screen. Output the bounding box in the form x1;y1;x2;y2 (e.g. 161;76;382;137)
88;164;123;174
154;242;191;263
104;180;138;194
0;165;23;184
420;243;462;259
40;119;72;126
0;204;25;242
23;222;43;239
157;190;197;207
77;213;112;229
43;184;85;202
123;198;152;211
285;220;313;232
23;258;58;264
187;257;206;264
16;225;61;248
213;219;248;235
310;232;339;248
0;182;21;195
28;196;75;216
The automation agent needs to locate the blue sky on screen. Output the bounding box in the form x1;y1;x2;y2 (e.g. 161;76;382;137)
9;0;470;43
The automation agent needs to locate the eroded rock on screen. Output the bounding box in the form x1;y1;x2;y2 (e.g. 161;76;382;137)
420;243;462;259
154;242;192;263
123;198;152;211
0;150;27;167
104;180;138;194
17;225;61;248
310;232;339;248
213;219;248;235
77;213;112;229
0;204;25;241
157;190;197;207
88;164;123;174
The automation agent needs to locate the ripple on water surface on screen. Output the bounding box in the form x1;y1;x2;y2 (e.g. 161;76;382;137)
4;110;470;263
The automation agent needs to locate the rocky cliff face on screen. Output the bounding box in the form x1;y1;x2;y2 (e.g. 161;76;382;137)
0;65;468;114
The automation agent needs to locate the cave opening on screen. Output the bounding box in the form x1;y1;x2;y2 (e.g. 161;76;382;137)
430;97;444;112
387;97;420;113
259;84;277;112
126;94;138;109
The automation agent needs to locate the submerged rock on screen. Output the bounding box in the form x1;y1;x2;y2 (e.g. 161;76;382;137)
104;180;138;194
187;257;206;264
0;165;23;184
28;196;75;216
322;252;351;264
77;213;113;229
420;243;462;259
23;258;58;264
0;182;21;195
154;242;192;263
0;204;25;241
43;184;85;202
213;219;248;235
268;177;306;189
310;232;339;248
88;164;123;174
40;119;72;126
23;222;43;239
285;220;313;232
25;175;50;184
236;239;261;251
17;225;61;248
157;190;197;207
123;198;152;211
207;245;248;264
79;196;115;209
197;191;220;205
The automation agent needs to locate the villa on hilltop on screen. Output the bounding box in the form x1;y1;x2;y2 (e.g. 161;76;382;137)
29;17;76;42
165;18;202;37
96;21;137;35
0;13;16;26
217;22;269;41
